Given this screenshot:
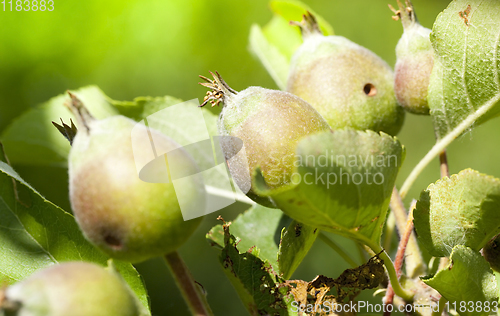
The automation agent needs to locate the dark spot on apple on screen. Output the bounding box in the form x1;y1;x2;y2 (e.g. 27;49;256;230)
364;83;377;96
104;234;123;250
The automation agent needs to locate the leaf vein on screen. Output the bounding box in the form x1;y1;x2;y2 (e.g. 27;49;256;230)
0;195;56;264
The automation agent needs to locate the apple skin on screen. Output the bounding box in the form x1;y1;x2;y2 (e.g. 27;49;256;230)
3;262;140;316
69;115;203;263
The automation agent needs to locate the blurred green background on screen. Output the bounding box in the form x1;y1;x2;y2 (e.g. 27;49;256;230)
3;0;500;315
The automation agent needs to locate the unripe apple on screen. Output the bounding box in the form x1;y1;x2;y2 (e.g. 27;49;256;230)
391;0;433;114
1;262;139;316
66;93;203;263
287;12;405;136
200;71;330;207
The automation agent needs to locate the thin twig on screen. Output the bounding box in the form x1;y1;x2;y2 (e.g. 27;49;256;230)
383;286;396;316
164;251;214;316
439;150;449;178
390;188;426;278
399;92;500;199
395;201;416;278
319;233;359;268
390;187;409;238
383;201;417;316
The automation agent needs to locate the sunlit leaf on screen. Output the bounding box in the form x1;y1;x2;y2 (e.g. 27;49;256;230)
270;0;334;36
254;129;404;249
422;245;498;316
248;0;334;90
428;0;500;139
249;24;290;90
414;169;500;257
262;15;302;61
0;86;118;166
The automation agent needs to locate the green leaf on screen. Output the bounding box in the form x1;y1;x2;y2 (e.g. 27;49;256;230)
0;162;150;315
262;15;302;61
206;205;317;280
269;0;334;36
207;216;297;316
422;245;498;316
278;221;318;280
414;169;500;257
495;272;500;303
249;24;291;90
126;97;233;193
111;95;184;122
254;130;404;249
1;87;238;201
428;0;500;139
113;95;233;194
0;86;118;167
207;204;288;272
249;0;334;90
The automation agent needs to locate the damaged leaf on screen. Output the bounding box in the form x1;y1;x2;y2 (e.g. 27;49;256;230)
208;217;296;316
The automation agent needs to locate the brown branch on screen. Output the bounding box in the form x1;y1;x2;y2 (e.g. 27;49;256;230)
384;201;417;316
389;188;426;278
439;150;449;178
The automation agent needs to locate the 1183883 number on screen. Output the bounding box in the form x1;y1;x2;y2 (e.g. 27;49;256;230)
2;0;54;11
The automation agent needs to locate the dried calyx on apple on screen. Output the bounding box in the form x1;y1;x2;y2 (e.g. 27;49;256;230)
287;12;405;135
390;0;433;115
200;71;330;207
58;92;203;263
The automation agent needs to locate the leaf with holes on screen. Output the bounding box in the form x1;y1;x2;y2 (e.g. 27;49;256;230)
207;215;297;316
207;204;289;273
422;245;498;316
207;205;318;281
414;169;500;257
0;161;150;315
254;129;404;250
428;0;500;139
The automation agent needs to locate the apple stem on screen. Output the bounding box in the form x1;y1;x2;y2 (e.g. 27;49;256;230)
365;241;414;303
164;251;214;316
